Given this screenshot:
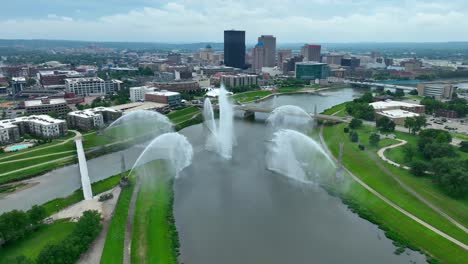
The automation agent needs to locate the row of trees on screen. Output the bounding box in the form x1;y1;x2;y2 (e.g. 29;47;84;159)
404;116;427;134
8;210;102;264
421;97;468;117
0;206;46;247
345;92;375;121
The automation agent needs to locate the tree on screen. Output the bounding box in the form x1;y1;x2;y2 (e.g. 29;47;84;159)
4;256;35;264
26;78;36;87
402;144;416;163
432;158;468;197
460;141;468;153
410;160;427;176
369;133;380;146
350;131;359;143
418;129;452;151
409;89;418;95
361;92;374;103
349;118;363;129
395;89;405;97
404;117;416;133
423;143;457;160
376;116;395;132
28;205;46;226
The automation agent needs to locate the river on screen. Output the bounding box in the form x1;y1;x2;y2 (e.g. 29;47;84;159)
0;88;426;263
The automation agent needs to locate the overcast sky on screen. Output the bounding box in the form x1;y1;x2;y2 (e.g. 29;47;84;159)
1;0;468;43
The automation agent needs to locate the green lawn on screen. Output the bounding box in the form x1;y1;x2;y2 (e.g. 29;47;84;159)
0;220;76;261
231;90;272;103
321;102;349;117
453;133;468;141
131;162;178;264
0;140;76;162
167;106;199;120
322;124;468;263
0;154;76;174
277;86;303;93
101;182;134;264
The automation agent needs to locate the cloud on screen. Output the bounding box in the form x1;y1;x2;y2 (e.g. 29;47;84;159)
1;0;468;42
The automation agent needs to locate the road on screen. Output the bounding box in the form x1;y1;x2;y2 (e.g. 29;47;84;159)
319;125;468;250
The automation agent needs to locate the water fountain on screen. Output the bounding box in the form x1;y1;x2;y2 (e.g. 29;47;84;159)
203;85;234;159
266;129;335;183
130;132;194;178
267;105;313;131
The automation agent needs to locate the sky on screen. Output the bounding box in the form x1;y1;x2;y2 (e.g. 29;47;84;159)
1;0;468;43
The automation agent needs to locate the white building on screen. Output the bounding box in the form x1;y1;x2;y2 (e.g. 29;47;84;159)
0;122;20;145
129;86;155;102
1;115;68;139
67;107;122;131
65;77;106;96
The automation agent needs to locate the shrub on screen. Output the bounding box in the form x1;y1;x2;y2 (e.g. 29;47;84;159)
460;141;468;153
410;161;427;176
350;131;359;143
358;144;365;150
349;118;363;129
369;133;380;147
343;127;350;133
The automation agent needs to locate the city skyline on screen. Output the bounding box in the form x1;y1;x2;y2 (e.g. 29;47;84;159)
2;0;468;42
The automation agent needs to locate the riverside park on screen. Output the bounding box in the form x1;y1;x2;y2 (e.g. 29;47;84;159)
1;86;467;264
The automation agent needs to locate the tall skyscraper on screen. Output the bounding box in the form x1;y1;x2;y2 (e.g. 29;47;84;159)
224;30;246;69
277;49;292;68
258;35;276;67
252;42;265;73
301;44;321;62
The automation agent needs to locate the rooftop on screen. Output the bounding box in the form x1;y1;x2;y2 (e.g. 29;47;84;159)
370;100;423;110
2;115;65;126
379;109;420;119
68;107;119;118
24;98;67;107
65;77;104;84
110;102;167;113
147;90;180;96
296;62;328;66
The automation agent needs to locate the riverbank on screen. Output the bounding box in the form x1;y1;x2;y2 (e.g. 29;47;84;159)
319;123;468;263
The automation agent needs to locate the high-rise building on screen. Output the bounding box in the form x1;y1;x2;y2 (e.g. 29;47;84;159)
258;35;276;67
295;62;330;80
224;30;246;69
282;55;304;74
252;42;266;73
301;44;321;62
11;77;26;95
325;54;344;65
277;49;292;68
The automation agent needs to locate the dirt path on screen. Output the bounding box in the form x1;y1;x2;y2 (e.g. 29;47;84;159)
319;125;468;250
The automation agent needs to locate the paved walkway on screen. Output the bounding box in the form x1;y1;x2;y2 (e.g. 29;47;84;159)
0;150;75;164
0;155;76;178
319;125;468;250
376;139;410;170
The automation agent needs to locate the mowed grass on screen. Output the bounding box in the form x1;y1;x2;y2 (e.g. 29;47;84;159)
131;165;177;264
167;106;199;120
322;124;468;244
0;220;76;261
322;124;468;263
0;154;76;174
231;90;272;103
101;182;134;264
321;102;349;117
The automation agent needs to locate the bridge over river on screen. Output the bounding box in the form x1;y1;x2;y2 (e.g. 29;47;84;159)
345;80;417;91
234;105;348;123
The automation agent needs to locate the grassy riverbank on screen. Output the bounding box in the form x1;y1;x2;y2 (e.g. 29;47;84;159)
131;163;179;264
231;90;272;103
322;123;468;263
101;181;134;264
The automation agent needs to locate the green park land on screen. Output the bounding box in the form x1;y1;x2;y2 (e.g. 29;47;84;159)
321;122;468;263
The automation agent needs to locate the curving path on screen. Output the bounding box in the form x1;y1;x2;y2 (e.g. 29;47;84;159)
375;140;468;234
319;125;468;250
377;139;410;170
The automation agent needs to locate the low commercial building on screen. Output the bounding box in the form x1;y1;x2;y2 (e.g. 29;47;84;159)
295;62;330;81
145;91;181;107
220;74;258;88
200;66;238;77
67;107;122;131
65;77;105;96
1;115;67;140
24;97;70;116
417;83;455;100
110;102;169;114
129;86;155;102
375;109;419;125
153;81;200;92
370;100;425;125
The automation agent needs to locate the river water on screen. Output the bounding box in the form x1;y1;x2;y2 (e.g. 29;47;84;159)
0;88;426;263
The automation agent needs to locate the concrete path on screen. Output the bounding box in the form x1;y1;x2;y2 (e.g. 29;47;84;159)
77;187;122;264
319;125;468;250
377;139;410;170
0;155;76;178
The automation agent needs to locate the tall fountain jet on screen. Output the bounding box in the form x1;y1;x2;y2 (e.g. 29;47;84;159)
203;85;234;159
